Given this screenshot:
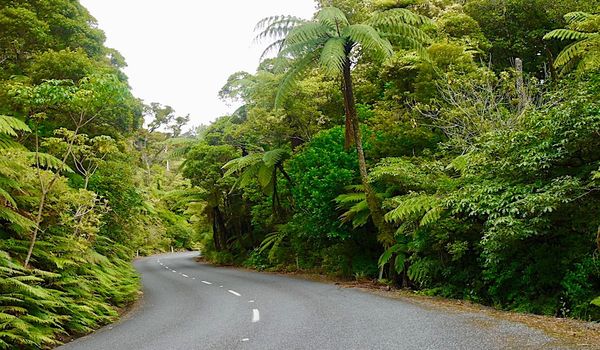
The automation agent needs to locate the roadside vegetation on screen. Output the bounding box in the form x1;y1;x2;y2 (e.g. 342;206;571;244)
1;0;599;348
0;0;195;348
182;0;600;323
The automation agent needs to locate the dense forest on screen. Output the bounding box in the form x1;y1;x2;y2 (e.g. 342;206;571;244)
0;0;599;348
0;0;195;348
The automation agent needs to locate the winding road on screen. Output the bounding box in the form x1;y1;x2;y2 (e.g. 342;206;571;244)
59;252;566;350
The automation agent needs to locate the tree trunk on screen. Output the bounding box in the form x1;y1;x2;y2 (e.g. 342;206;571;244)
24;191;46;268
515;58;528;114
341;60;394;243
596;225;600;252
213;206;228;251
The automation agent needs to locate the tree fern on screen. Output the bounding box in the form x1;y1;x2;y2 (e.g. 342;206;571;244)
544;12;600;74
384;193;443;225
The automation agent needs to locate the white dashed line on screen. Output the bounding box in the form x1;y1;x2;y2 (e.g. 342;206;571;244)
241;338;249;342
219;285;224;288
172;270;178;273
228;290;241;297
182;274;189;278
201;280;212;285
252;309;260;323
248;300;255;303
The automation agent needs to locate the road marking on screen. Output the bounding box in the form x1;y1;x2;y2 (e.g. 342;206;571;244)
241;338;249;342
164;267;169;269
248;300;255;303
172;270;178;273
182;274;189;278
252;309;260;323
192;277;196;280
201;280;212;285
228;290;241;297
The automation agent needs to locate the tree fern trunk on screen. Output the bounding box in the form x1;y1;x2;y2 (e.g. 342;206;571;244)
341;60;394;246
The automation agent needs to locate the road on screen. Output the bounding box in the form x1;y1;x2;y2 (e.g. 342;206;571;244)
59;252;564;350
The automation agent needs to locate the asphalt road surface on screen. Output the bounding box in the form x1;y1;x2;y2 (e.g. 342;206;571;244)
59;252;565;350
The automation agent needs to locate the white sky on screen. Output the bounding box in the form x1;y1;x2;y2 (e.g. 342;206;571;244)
80;0;316;127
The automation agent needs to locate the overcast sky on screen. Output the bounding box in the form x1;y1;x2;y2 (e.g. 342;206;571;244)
79;0;316;127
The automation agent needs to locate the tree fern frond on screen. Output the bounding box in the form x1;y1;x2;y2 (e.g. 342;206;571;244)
262;148;289;167
284;22;331;46
275;51;320;107
0;116;30;136
554;37;597;68
385;35;429;58
335;192;366;205
316;7;349;32
222;153;262;178
378;243;406;268
0;188;17;208
384;193;440;224
254;15;303;32
25;152;73;173
368;8;431;28
543;29;594;41
0;136;24;150
564;11;593;23
277;37;328;60
260;39;286;61
575;47;600;73
320;37;347;75
257;164;274;189
376;22;430;43
254;16;305;42
343;24;393;60
420;206;443;226
0;207;35;233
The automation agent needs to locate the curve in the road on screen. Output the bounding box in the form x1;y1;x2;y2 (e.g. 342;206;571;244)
58;252;567;350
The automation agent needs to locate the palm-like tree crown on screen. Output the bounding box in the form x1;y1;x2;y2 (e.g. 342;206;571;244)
255;6;431;105
544;12;600;74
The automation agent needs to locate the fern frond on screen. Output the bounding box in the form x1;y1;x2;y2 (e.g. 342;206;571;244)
316;7;349;32
284;22;331;47
420;206;443;226
335;192;366;205
564;11;593;23
543;29;594;41
262;148;289;167
320;37;347;75
0;116;30;136
260;39;286;61
384;193;441;224
378;243;406;268
368;8;431;28
554;37;598;68
222;153;262;178
254;16;305;42
275;50;320;107
343;24;393;60
26;152;73;173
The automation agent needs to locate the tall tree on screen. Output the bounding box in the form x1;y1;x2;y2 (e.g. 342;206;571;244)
255;6;430;244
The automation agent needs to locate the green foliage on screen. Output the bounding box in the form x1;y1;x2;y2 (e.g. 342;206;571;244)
544;12;600;74
0;1;194;347
288;127;359;240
